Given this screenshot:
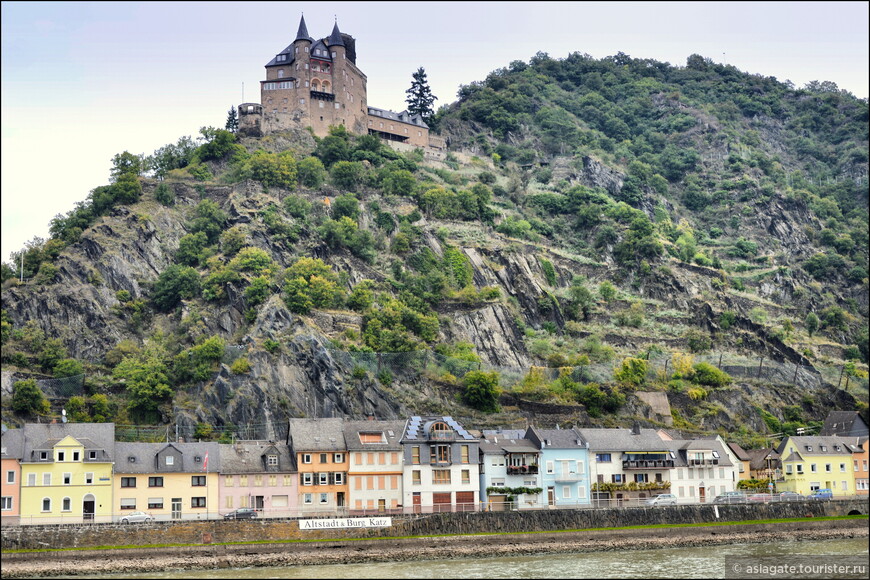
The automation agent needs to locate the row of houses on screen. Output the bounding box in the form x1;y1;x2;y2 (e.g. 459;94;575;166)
1;414;867;525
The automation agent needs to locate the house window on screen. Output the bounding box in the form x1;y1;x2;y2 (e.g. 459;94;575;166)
302;473;313;486
1;497;11;511
89;451;97;460
63;473;71;485
334;453;343;463
6;471;14;484
283;475;292;486
148;498;164;509
28;473;36;487
191;497;206;508
269;475;277;486
318;472;328;485
254;475;262;487
42;498;51;512
461;446;470;463
268;455;278;466
72;451;80;461
431;445;451;464
149;477;164;488
278;69;284;78
546;461;554;474
461;469;470;484
563;486;571;499
596;454;612;462
240;475;248;486
811;464;817;473
797;465;804;474
165;456;174;466
432;469;451;484
191;476;206;487
612;474;624;483
120;498;136;510
62;497;71;512
121;477;136;488
319;493;328;504
225;475;234;486
320;453;328;464
412;470;421;485
43;473;51;486
334;472;345;485
304;493;313;504
225;496;233;509
57;452;65;462
825;464;832;473
302;454;312;464
40;451;48;461
786;465;793;474
635;473;649;483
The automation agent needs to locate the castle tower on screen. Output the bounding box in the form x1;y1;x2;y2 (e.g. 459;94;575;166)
243;15;368;138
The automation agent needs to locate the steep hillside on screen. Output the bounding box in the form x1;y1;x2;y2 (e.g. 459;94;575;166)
2;52;867;445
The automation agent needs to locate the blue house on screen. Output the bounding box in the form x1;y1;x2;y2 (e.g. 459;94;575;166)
526;426;590;507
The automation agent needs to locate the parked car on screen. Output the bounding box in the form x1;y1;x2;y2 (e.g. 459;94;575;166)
224;508;258;520
810;488;833;500
777;491;803;502
119;511;153;524
645;494;678;506
747;493;774;503
712;491;747;504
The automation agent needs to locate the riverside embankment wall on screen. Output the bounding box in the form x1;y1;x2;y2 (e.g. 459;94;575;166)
2;499;867;551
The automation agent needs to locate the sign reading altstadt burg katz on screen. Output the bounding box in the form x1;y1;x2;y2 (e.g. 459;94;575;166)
299;517;392;530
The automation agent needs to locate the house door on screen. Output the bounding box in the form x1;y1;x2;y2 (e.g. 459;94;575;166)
254;496;264;510
378;499;386;513
699;487;706;503
547;487;555;506
82;494;95;522
412;492;421;514
171;498;182;520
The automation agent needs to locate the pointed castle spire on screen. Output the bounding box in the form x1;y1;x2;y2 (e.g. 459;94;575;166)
327;20;345;47
295;14;311;42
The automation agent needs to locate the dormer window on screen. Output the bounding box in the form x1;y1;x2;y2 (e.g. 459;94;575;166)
806;445;813;452
40;451;48;461
128;456;136;463
195;456;202;463
712;451;720;458
820;446;827;452
277;54;287;62
834;445;841;451
268;454;278;466
165;456;174;466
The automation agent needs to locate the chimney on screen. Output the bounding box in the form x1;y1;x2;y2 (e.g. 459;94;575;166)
631;422;641;435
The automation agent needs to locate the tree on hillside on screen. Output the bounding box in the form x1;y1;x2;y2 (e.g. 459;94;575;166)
405;67;438;126
225;105;239;133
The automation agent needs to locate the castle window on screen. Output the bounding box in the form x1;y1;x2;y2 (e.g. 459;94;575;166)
304;63;309;70
278;70;284;78
277;54;287;62
319;101;324;108
335;103;341;109
305;46;309;53
299;99;305;105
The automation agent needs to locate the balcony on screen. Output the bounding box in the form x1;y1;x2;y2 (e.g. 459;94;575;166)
507;465;539;476
688;459;719;466
622;459;675;470
309;90;335;101
554;473;585;482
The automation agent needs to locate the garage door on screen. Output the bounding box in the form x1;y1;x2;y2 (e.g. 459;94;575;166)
433;492;451;513
456;491;475;512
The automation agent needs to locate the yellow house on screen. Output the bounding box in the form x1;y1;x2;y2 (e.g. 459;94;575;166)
777;435;859;496
19;423;115;525
113;442;220;522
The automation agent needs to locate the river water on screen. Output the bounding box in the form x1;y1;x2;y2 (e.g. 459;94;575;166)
53;537;868;579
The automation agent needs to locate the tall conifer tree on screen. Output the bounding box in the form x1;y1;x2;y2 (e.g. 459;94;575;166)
405;67;438;125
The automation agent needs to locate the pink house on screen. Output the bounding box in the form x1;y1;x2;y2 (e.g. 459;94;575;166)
1;428;23;526
218;441;297;518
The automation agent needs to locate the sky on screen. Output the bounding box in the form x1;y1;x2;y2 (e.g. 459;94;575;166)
2;1;868;264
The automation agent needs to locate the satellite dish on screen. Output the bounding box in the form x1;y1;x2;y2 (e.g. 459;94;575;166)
61;409;68;424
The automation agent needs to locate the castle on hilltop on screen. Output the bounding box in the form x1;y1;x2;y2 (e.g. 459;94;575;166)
238;15;445;151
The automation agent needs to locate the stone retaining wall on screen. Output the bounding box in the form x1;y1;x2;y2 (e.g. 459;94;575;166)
2;499;867;551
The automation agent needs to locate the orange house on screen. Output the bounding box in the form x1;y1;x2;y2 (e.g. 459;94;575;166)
288;418;349;516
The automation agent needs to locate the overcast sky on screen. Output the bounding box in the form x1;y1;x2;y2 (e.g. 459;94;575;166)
2;1;868;264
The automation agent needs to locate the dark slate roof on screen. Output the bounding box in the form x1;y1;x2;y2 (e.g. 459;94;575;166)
746;448;780;470
574;427;665;452
219;441;293;474
401;416;476;443
776;435;860;457
327;22;344;47
342;420;405;451
368;106;429;128
265;46;296;68
114;442;221;474
675;439;733;466
819;411;869;437
295;14;311;42
21;423;116;462
288;418;346;452
527;427;587;450
479;430;539;455
1;428;24;460
727;442;751;461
